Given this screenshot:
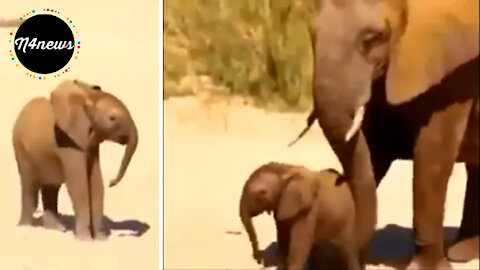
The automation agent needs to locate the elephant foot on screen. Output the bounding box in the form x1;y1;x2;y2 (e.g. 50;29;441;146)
42;211;66;232
17;214;34;226
406;255;452;270
75;233;93;241
93;230;109;241
74;227;93;241
447;236;479;262
17;220;32;227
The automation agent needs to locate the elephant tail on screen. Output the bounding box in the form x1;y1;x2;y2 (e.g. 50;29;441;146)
287;109;317;147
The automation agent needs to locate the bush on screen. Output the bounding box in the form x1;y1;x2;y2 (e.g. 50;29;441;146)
164;0;320;111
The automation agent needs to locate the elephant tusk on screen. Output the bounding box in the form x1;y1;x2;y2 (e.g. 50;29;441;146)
345;106;365;142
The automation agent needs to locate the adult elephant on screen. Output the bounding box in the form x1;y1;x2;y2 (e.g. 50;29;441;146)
307;0;478;269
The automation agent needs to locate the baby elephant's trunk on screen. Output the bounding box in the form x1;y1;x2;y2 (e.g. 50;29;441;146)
239;195;260;262
109;119;138;187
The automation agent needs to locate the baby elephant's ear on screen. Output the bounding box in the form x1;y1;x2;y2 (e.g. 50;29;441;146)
50;80;94;150
276;175;315;221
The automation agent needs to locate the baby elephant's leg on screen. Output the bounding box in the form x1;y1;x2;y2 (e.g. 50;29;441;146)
16;153;39;226
287;214;315;270
88;148;108;241
41;185;66;232
276;221;291;269
333;229;361;270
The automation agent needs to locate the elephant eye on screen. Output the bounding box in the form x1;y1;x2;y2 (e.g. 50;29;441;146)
109;115;116;122
360;29;386;52
359;26;390;65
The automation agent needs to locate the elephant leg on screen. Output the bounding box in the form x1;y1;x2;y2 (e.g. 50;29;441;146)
408;101;472;269
287;214;315;270
276;221;290;269
334;237;361;270
41;185;66;232
447;163;479;262
57;148;92;241
330;216;362;270
87;146;107;240
15;152;39;226
18;180;39;226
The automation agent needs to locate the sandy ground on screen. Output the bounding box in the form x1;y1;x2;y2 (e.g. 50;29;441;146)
1;1;159;269
164;95;479;269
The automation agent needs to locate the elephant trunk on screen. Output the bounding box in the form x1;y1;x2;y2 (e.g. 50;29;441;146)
109;119;138;187
240;196;260;262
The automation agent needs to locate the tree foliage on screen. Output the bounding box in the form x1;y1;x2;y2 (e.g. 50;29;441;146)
164;0;320;111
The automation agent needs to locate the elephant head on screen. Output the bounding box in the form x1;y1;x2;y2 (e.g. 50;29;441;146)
312;0;479;142
49;79;138;187
239;162;316;264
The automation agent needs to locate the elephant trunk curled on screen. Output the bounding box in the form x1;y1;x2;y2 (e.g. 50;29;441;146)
109;118;138;187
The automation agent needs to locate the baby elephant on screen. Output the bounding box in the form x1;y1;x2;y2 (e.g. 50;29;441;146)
12;79;138;240
239;162;359;270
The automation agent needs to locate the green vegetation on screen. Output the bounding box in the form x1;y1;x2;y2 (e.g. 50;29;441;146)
164;0;320;111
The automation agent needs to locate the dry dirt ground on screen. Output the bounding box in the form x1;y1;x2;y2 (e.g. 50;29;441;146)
164;95;479;270
1;1;159;269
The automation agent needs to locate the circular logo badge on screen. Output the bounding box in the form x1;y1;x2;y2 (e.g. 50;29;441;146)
8;9;81;80
14;14;74;74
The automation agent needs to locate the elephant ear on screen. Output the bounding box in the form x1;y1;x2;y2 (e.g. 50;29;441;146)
276;173;316;221
50;79;95;150
385;0;479;105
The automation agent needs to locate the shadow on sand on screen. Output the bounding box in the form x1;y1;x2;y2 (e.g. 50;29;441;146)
259;224;459;270
33;215;150;237
261;241;350;270
367;224;458;269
